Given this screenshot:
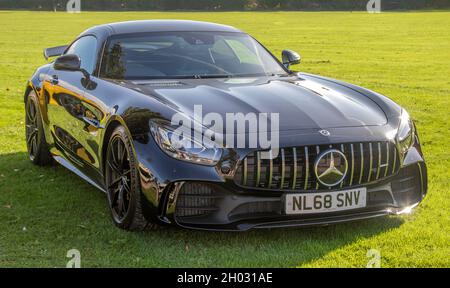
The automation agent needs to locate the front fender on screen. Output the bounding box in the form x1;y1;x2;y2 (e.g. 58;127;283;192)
25;64;51;102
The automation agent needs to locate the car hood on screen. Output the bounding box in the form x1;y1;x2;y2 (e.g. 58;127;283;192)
121;75;387;132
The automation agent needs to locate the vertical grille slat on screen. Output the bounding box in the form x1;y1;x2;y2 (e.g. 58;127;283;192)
267;152;273;188
367;143;373;182
235;141;399;192
349;144;355;186
291;147;297;190
315;146;320;190
280;149;285;189
304;146;309;190
392;146;397;175
255;151;261;187
359;143;364;184
340;144;345;188
376;142;382;180
384;142;390;177
242;158;248;186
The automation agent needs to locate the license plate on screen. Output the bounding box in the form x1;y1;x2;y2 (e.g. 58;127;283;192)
285;188;367;215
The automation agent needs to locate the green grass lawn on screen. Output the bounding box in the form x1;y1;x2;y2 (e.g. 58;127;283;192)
0;11;449;268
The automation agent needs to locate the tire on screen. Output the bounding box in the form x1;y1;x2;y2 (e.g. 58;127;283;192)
105;125;158;231
25;91;53;166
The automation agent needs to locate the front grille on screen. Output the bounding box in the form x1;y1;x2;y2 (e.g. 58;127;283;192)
175;183;219;218
234;141;400;191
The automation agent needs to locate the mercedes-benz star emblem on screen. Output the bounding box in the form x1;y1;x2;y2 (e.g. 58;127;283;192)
319;130;331;136
314;149;348;187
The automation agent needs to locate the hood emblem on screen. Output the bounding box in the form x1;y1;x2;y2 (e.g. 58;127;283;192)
319;130;331;136
314;149;348;187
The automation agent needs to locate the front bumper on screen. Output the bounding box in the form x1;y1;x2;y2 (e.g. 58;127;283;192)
164;161;426;231
135;127;427;231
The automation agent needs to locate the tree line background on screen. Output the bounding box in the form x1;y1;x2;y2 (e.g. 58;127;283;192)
0;0;449;11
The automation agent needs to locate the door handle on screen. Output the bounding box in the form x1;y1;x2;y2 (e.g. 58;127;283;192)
51;75;59;85
82;116;104;129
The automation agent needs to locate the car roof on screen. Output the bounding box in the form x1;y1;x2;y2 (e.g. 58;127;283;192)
80;20;242;37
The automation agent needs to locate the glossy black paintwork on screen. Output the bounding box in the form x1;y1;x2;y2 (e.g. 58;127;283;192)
54;54;81;71
26;20;425;230
121;76;389;131
103;20;240;34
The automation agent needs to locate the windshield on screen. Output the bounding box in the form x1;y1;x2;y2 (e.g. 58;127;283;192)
100;32;287;79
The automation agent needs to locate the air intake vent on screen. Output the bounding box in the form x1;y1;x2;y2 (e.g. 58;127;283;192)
391;164;422;206
175;183;219;218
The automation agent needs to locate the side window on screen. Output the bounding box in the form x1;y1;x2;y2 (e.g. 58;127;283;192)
66;36;97;74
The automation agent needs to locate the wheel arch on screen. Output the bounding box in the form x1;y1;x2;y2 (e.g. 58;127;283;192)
24;83;42;105
24;85;33;103
100;115;138;179
24;83;53;166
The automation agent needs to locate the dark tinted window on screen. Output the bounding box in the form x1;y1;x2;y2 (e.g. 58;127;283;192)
66;36;97;74
100;32;286;79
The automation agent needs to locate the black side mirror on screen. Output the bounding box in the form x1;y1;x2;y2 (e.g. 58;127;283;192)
54;54;81;71
54;54;90;79
282;50;301;69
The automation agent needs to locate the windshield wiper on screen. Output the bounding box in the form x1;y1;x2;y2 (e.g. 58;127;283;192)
269;73;291;77
127;73;290;81
192;74;234;79
147;75;233;80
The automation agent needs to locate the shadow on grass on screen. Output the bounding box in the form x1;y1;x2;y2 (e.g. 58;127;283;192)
0;152;404;267
154;216;404;267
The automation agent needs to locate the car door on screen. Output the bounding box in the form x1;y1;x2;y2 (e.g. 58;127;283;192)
44;35;106;183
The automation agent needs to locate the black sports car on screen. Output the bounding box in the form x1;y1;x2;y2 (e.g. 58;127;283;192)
25;20;427;231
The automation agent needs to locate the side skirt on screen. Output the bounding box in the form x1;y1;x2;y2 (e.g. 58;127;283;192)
53;155;106;193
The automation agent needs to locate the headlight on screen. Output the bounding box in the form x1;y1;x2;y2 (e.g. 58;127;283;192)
397;109;414;154
150;122;222;166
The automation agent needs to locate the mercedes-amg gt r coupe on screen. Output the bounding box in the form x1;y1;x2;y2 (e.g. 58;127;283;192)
25;20;427;231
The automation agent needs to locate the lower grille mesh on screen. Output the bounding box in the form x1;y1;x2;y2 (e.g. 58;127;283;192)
175;183;218;218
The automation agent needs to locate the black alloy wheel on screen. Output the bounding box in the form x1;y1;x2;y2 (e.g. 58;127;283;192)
25;96;39;161
106;134;132;222
25;92;52;165
105;125;157;231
